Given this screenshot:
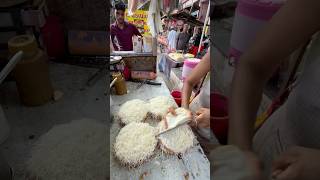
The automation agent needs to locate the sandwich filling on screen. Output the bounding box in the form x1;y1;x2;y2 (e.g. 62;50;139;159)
114;122;157;165
158;108;195;154
148;96;177;118
118;99;149;125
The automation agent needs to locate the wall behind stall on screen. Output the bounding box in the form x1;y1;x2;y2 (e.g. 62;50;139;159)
46;0;107;30
44;0;108;56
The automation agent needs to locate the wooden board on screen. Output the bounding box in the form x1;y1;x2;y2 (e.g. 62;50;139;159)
110;77;210;180
123;56;157;72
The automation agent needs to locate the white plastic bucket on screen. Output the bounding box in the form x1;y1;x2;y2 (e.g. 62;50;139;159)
110;96;113;107
182;58;201;81
229;0;285;62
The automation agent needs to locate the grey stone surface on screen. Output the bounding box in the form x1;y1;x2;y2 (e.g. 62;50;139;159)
110;77;211;180
0;63;107;179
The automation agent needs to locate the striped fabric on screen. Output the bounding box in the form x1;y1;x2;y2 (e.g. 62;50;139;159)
253;32;320;179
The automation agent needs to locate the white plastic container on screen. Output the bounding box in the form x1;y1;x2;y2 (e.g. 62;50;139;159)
182;58;201;81
229;0;285;63
133;36;143;53
110;96;113;107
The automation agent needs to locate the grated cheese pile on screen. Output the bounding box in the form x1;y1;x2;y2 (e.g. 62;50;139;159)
168;53;184;62
26;119;107;180
184;53;195;58
114;122;157;166
148;96;177;118
118;99;149;125
158;109;195;154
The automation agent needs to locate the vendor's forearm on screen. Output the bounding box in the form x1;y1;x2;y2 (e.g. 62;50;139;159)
181;51;210;109
228;0;320;150
181;80;194;109
228;60;266;150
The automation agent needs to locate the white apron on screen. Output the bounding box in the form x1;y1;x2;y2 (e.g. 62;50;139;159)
253;32;320;178
189;74;218;145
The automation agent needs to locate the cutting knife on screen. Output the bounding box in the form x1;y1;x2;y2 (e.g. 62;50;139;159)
131;79;162;86
156;120;191;137
136;79;147;89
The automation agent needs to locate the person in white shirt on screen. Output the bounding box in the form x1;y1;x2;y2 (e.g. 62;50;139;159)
167;26;177;51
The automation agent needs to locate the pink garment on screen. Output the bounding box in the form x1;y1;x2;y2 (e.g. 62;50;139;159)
229;0;284;62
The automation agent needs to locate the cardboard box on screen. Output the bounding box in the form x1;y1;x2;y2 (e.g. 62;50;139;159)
123;56;156;73
68;30;106;55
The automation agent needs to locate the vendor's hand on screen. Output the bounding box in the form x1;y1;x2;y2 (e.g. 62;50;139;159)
167;107;177;116
160;118;168;130
162;107;191;130
243;151;263;180
159;107;175;130
272;146;320;180
190;108;210;128
167;107;193;118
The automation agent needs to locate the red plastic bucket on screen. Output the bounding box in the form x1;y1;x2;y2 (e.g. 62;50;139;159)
41;16;65;58
171;90;182;107
211;92;229;144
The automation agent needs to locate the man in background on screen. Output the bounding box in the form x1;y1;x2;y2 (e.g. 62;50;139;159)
176;24;191;52
193;27;202;47
110;1;142;51
189;27;204;56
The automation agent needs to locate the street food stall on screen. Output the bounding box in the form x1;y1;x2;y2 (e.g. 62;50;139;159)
110;77;212;180
109;51;212;180
109;0;214;179
158;0;210;84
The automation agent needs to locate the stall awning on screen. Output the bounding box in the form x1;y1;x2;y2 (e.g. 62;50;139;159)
180;0;200;10
162;9;204;27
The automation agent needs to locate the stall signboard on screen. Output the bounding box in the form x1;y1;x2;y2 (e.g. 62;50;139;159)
125;9;153;53
125;10;150;36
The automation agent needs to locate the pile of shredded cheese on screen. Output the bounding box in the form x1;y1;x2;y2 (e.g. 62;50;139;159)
26;119;107;180
118;99;149;125
168;53;184;62
148;96;177;118
114;122;157;166
184;53;195;58
158;109;195;154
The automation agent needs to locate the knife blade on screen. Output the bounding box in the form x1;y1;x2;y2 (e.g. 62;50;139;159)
146;81;161;85
136;79;147;89
130;79;162;86
156;120;191;137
